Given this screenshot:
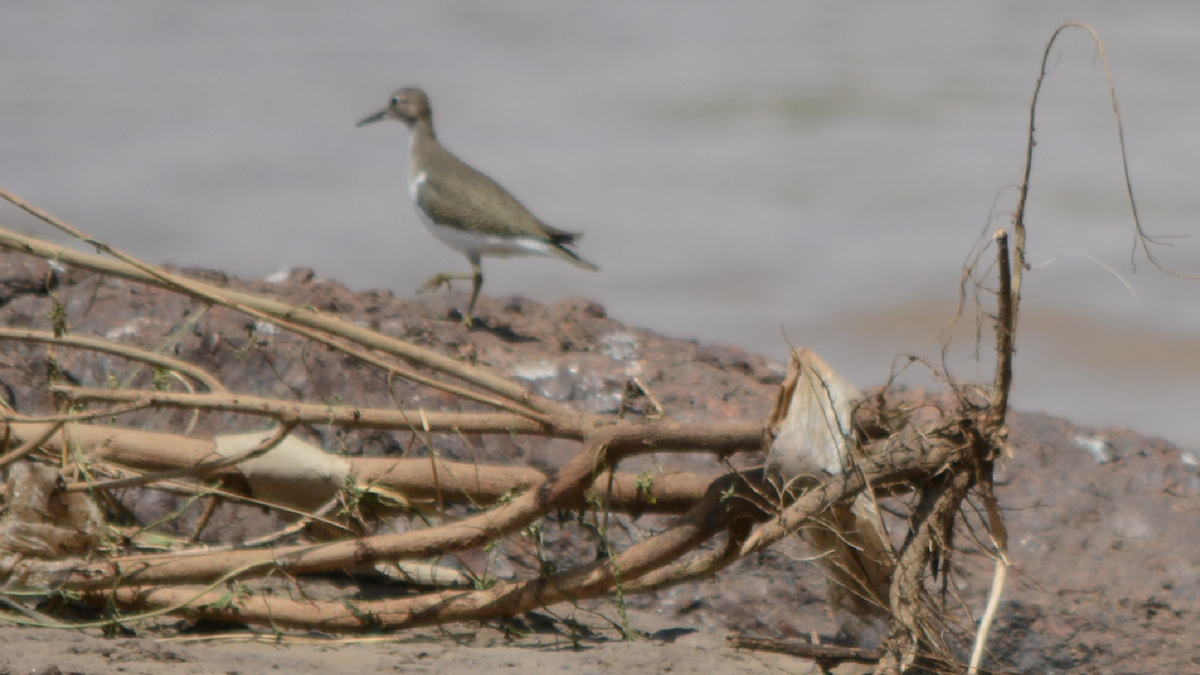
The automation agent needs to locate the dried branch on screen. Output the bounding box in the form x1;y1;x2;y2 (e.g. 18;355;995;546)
875;467;974;675
1;421;721;516
625;506;756;592
727;636;883;666
990;229;1014;427
0;401;157;425
64;422;296;494
52;386;562;437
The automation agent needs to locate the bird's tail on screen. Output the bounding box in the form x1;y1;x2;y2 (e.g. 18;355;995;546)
543;226;599;271
548;241;600;271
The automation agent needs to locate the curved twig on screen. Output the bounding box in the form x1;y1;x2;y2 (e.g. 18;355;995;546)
0;401;156;425
1013;22;1198;289
0;420;64;469
0;327;226;393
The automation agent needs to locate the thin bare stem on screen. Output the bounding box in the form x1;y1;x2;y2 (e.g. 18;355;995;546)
727;636;882;666
1013;22;1197;286
0;401;156;425
968;556;1008;675
990;230;1014;426
0;327;226;393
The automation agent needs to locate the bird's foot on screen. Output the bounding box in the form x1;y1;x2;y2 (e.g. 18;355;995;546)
445;307;477;328
419;273;474;294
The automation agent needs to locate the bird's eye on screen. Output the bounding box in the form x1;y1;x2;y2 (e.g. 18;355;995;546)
392;97;401;106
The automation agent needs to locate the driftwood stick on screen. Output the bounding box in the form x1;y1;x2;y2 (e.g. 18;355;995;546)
3;422;247;483
53;386;564;438
727;636;883;665
626;504;757;592
990;229;1014;427
875;466;974;675
46;388;767;456
0;401;157;425
62;422;297;493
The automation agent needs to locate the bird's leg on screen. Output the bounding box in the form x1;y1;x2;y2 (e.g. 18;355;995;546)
419;272;474;294
464;258;484;326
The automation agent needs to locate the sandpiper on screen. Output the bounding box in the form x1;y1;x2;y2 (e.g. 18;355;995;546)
357;87;598;325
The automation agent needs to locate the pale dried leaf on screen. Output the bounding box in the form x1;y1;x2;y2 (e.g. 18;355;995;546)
766;348;862;479
215;432;352;513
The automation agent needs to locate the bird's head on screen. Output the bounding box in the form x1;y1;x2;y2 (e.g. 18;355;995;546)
357;87;431;128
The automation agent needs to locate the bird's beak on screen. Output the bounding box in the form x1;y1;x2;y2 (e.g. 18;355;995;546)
356;108;389;127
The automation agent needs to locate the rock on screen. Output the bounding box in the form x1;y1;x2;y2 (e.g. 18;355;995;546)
1;250;1197;672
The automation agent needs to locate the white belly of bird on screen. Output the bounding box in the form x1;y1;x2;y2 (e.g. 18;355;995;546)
414;208;556;259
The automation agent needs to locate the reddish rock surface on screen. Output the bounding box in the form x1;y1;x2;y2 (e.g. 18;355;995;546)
1;250;1198;674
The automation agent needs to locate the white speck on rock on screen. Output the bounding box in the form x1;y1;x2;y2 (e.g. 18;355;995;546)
104;317;152;340
510;362;559;381
263;267;292;284
1113;511;1152;539
1073;434;1117;464
599;331;639;361
253;321;278;336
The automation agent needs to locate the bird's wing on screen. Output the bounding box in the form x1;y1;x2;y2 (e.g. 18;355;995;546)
418;148;554;240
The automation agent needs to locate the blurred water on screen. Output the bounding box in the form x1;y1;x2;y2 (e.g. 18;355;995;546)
2;2;1199;448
